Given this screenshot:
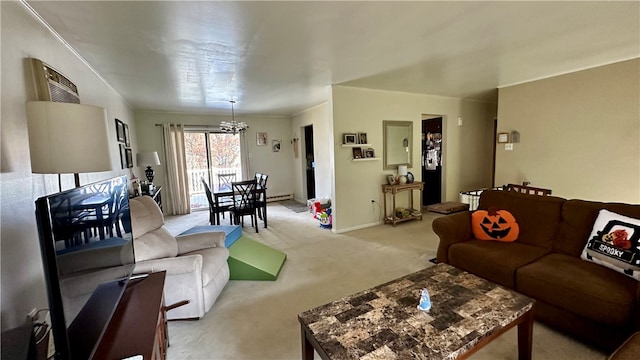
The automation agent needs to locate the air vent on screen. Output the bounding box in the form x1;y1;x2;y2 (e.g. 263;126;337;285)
30;58;80;103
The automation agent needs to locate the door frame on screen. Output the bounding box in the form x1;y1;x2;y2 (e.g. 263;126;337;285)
301;124;315;200
421;114;446;206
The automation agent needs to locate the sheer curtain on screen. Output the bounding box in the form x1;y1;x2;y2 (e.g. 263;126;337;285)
162;123;191;215
240;130;251;180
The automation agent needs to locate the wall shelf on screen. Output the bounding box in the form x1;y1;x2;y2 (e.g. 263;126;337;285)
342;143;371;147
352;157;380;162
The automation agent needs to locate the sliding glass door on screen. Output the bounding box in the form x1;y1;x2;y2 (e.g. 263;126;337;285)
184;130;242;210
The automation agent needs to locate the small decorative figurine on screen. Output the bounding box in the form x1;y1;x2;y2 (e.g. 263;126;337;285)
417;288;431;311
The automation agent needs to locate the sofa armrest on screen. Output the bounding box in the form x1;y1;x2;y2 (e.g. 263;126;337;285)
175;231;226;255
134;254;203;275
134;255;206;320
432;211;473;263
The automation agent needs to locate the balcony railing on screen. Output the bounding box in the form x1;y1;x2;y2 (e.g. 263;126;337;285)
188;167;241;210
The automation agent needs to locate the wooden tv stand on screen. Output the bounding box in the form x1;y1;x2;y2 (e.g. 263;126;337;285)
93;271;168;360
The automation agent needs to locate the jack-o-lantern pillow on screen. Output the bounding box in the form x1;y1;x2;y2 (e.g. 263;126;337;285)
472;207;520;242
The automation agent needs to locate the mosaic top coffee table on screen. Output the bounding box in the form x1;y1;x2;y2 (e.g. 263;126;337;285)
298;263;535;360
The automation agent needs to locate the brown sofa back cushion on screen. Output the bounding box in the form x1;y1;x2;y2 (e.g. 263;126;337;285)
478;190;565;249
554;200;640;257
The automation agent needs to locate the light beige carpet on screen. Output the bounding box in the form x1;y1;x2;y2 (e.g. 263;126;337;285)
163;202;607;360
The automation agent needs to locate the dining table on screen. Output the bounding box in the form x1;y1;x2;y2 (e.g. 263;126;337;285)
211;183;267;228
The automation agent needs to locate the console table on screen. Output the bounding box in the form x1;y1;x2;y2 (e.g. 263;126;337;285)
382;182;424;226
132;186;162;212
94;271;168;360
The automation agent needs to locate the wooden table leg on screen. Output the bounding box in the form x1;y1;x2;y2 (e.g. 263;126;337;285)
517;309;534;360
263;202;267;228
301;324;314;360
392;190;397;226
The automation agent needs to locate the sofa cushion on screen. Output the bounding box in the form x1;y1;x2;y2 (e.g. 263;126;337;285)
186;247;230;287
555;200;640;257
581;209;640;280
517;253;637;326
478;190;564;249
134;227;178;261
472;208;519;242
448;240;549;288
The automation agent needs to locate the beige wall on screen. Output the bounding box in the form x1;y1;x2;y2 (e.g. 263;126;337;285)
135;111;294;210
330;86;496;232
1;1;136;330
496;59;640;202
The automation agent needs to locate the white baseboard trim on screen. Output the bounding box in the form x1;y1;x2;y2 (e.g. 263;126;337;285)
266;194;294;202
333;221;382;234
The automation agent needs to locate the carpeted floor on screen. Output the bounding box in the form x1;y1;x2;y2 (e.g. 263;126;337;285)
162;202;607;360
278;199;309;213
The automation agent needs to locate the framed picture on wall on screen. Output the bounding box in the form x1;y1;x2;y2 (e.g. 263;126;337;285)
497;132;509;143
119;144;127;169
125;148;133;168
123;123;130;147
343;133;357;144
357;132;368;144
272;140;281;152
352;147;363;159
115;119;125;143
257;132;268;146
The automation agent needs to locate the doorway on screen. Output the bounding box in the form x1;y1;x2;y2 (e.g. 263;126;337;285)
422;116;443;206
304;125;315;200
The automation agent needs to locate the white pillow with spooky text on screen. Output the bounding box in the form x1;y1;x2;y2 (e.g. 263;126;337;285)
581;209;640;280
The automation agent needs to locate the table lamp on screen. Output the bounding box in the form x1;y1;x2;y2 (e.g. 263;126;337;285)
137;151;161;183
398;165;408;184
25;101;113;189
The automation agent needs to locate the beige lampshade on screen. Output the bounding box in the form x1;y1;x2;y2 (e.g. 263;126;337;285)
136;151;161;166
25;101;113;174
397;165;408;176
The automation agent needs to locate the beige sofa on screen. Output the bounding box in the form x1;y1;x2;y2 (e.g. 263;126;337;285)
433;189;640;351
130;196;230;320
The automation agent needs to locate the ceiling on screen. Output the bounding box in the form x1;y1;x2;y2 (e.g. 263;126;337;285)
25;1;639;117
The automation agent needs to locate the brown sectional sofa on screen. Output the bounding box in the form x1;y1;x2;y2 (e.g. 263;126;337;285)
433;189;640;351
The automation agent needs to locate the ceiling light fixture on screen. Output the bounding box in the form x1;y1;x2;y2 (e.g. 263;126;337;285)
220;100;248;134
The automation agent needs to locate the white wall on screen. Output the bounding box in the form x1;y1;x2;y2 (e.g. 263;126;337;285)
1;1;136;330
330;86;497;232
135;111;294;210
496;59;640;202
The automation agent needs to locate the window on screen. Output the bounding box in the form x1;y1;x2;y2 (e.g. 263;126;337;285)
184;130;242;210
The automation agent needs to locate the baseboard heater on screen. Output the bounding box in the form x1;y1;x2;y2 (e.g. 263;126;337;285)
266;194;293;202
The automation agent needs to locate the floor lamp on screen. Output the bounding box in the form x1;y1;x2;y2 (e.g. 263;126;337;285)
26;101;113;190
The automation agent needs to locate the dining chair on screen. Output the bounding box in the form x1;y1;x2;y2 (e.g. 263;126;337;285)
201;178;231;225
504;183;552;196
217;173;236;187
254;173;269;227
230;179;259;233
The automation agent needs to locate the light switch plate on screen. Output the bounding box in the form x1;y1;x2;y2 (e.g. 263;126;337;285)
505;143;514;150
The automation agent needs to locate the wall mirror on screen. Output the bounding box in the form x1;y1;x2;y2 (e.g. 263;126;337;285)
383;120;413;170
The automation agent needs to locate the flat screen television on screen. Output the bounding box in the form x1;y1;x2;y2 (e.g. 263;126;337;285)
34;176;136;360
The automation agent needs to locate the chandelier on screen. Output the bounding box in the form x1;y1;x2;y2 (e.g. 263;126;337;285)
220;100;248;134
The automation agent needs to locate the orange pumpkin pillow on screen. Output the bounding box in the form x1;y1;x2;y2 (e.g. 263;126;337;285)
472;207;519;242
